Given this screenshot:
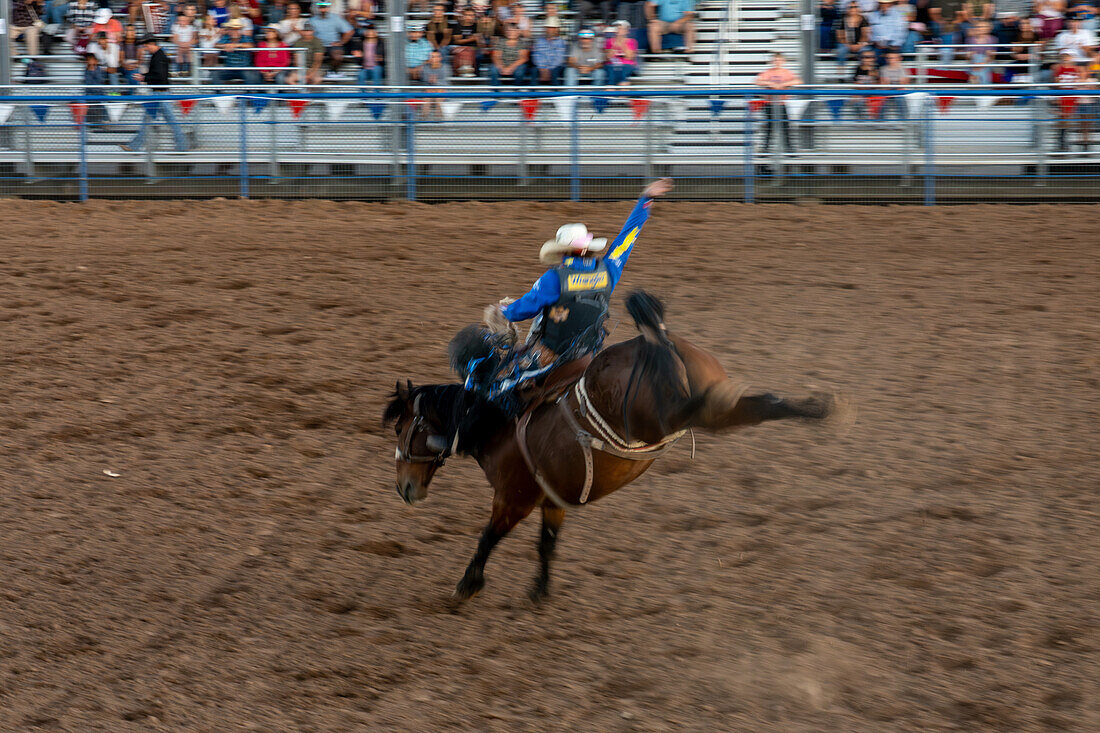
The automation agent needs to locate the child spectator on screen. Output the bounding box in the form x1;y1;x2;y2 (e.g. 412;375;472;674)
198;14;222;69
82;53;109;127
88;31;120;84
356;24;385;85
605;19;638;85
880;49;908;118
755;51;801;150
172;11;199;76
451;7;481;76
65;0;97;46
406;24;433;82
422;49;450;120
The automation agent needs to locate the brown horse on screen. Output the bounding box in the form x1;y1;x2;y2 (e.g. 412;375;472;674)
384;292;837;602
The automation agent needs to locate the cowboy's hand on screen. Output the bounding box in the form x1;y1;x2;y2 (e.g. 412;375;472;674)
498;296;516;307
643;177;673;198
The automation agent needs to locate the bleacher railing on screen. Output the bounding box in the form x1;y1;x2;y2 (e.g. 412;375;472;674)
2;86;1100;204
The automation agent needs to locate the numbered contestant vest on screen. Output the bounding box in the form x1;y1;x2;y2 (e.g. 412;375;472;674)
540;259;613;355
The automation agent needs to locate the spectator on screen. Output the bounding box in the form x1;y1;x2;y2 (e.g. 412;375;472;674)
237;0;264;31
509;2;533;39
1052;52;1085;149
121;36;188;152
347;0;377;26
566;27;605;85
172;11;199;76
208;0;231;27
1055;13;1098;61
22;56;49;83
1036;0;1065;41
82;53;109;128
214;19;259;84
44;0;69;27
754;51;800;152
90;8;122;42
836;2;871;64
994;10;1021;45
267;0;290;23
1009;21;1039;81
89;31;121;84
646;0;695;53
291;22;325;84
578;0;613;27
476;10;500;71
422;50;450;120
65;0;97;46
311;0;354;78
407;24;433;82
256;25;291;83
820;0;840;53
605;20;638;85
849;49;879;118
426;4;453;59
277;3;307;44
452;7;480;76
226;4;255;41
966;20;999;84
198;14;222;69
121;25;144;83
356;24;385;85
491;22;531;84
880;49;908;117
11;0;43;57
867;0;907;56
533;17;567;85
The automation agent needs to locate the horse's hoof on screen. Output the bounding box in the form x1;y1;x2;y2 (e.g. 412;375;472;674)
527;583;549;604
453;574;484;601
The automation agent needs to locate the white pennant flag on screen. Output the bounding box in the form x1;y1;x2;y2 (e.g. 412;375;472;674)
552;95;577;122
667;97;688;121
440;100;462;121
0;104;13;124
784;97;810;120
905;91;930;116
106;102;127;123
975;95;999;110
212;95;237;115
326;98;351;120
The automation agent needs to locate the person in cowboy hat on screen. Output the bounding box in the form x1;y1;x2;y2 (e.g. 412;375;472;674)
478;177;673;400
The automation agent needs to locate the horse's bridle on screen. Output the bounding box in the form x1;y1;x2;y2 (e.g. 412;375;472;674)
394;395;449;466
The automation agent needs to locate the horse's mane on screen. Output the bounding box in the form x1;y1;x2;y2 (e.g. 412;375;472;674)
383;383;509;457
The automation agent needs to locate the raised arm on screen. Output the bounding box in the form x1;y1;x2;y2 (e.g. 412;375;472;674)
603;178;673;286
501;269;562;322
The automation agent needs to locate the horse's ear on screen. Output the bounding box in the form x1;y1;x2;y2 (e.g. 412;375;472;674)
395;380;408;400
406;379;414;394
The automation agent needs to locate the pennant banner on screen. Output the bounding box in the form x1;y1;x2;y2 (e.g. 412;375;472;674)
480;98;498;113
552;95;576;121
30;104;50;122
178;98;197;115
784;97;810;120
250;96;269;114
518;98;540;121
708;98;726;117
826;98;845;121
1060;96;1078;116
405;98;424;109
368;101;386;120
748;98;767;115
667;97;687;121
936;95;955;114
866;96;885;119
212;95;237;115
1014;95;1034;107
975;95;999;110
440;100;462;121
106;102;127;123
325;98;351;120
630;98;650;120
591;96;609;114
288;99;308;119
0;104;14;124
905;91;930;116
69;102;88;125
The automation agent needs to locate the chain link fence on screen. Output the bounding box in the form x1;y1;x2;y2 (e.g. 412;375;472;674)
1;86;1099;202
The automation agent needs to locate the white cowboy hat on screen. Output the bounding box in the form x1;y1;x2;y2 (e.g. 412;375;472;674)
94;8;113;24
539;223;608;265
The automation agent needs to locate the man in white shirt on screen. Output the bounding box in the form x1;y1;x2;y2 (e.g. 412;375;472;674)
1055;13;1097;62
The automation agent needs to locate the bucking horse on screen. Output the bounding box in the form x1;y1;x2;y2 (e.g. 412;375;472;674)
384;291;840;603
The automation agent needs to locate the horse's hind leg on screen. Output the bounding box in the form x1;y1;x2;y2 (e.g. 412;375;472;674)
695;381;833;431
529;505;565;604
454;499;534;601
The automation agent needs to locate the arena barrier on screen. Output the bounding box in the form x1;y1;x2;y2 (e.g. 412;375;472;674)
2;86;1100;203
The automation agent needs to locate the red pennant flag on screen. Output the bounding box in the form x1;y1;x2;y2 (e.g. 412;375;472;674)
519;98;540;121
866;96;885;119
936;96;955;114
748;98;767;114
405;98;424;109
288;99;309;118
69;102;88;125
1060;96;1079;116
630;98;651;120
178;98;197;115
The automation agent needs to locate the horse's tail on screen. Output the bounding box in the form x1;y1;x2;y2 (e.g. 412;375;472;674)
622;291;700;440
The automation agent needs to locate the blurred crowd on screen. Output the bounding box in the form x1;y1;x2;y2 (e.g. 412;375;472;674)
7;0;702;86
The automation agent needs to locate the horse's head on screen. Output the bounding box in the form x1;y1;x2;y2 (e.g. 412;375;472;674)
383;380;453;505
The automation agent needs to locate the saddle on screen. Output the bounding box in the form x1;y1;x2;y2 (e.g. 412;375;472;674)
515;354;593;409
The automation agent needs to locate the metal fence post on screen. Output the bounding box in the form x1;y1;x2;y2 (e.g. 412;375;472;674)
191;49;201;85
743;98;755;204
143;103;156;183
922;94;935;205
570;95;580;202
643;100;653;182
519;112;529;187
405;101;416;201
238;96;249;198
268;101;279;183
78;107;88;201
1033;95;1047;186
20;106;35;180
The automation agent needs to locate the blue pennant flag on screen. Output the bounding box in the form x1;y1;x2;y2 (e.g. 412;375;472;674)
30;104;50;122
480;98;498;112
709;98;725;116
1015;95;1034;106
250;97;269;114
369;102;386;120
826;98;845;121
591;96;609;114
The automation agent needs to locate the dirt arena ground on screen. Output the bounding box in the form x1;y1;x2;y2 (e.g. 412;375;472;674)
0;199;1097;732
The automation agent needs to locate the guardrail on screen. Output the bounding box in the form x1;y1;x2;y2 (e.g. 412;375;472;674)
2;86;1100;203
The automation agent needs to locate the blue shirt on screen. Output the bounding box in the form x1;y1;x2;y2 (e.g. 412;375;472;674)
310;13;352;47
502;195;653;322
656;0;694;24
533;37;567;69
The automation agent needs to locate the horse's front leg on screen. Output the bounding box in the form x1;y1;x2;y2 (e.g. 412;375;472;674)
529;505;566;604
454;498;535;601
